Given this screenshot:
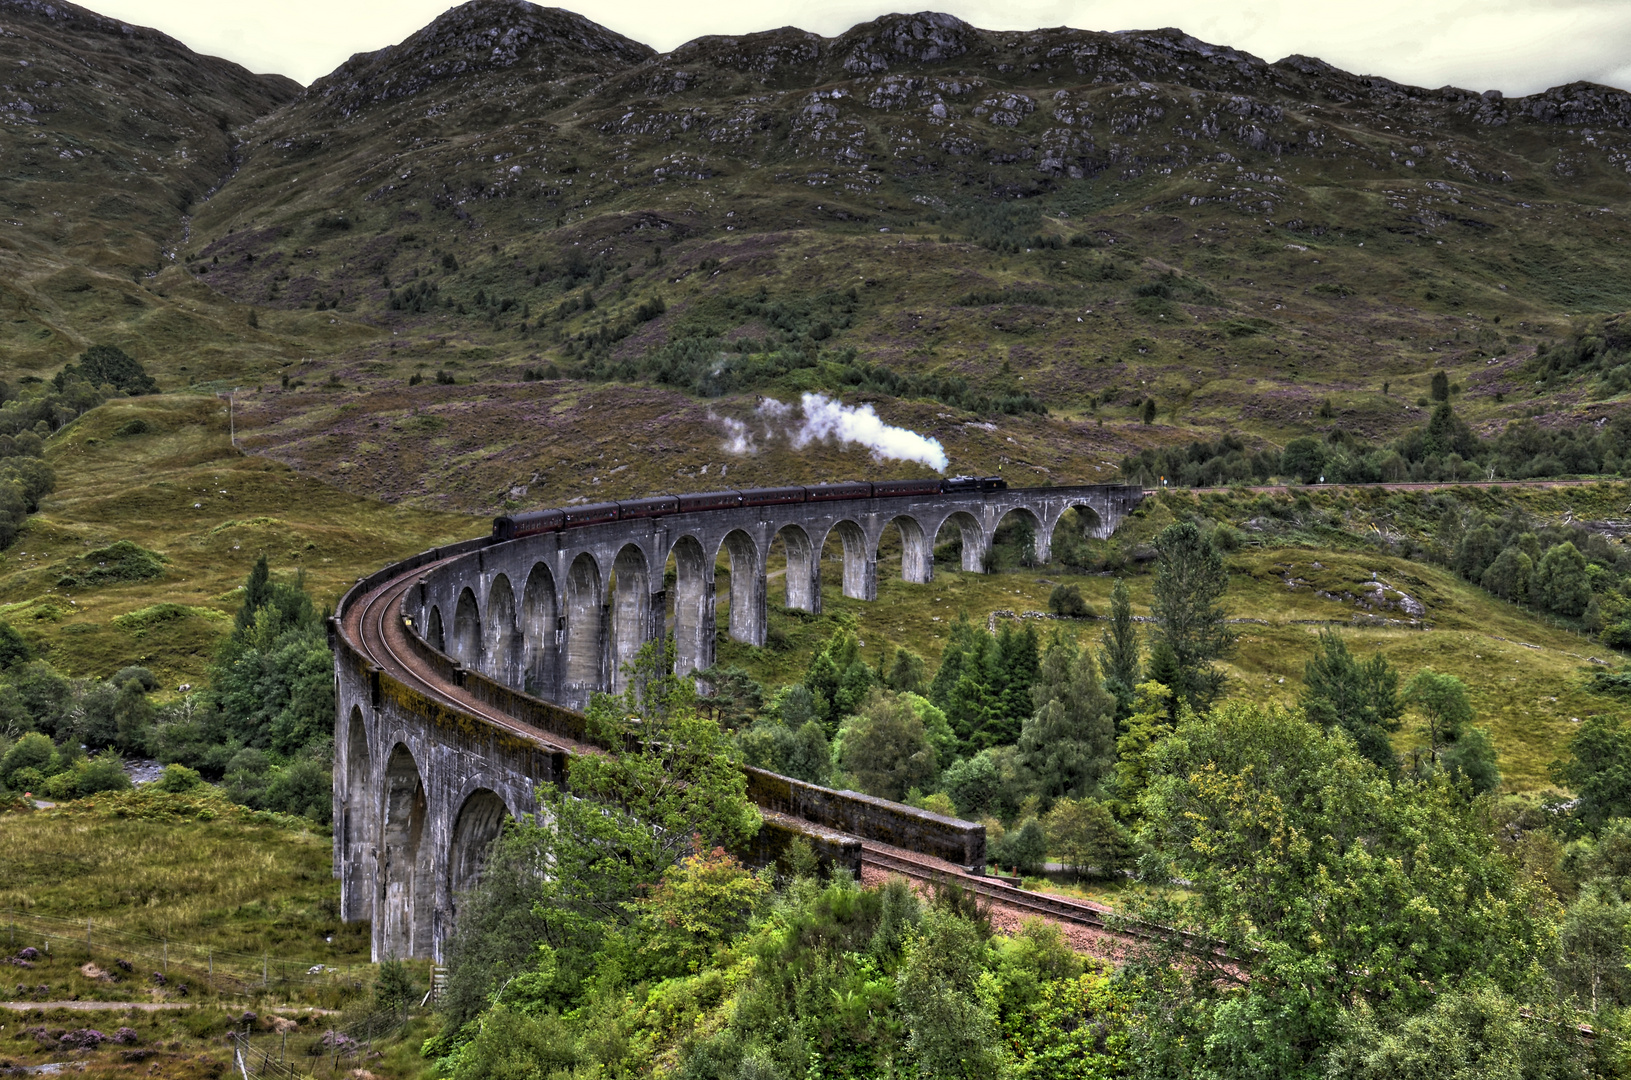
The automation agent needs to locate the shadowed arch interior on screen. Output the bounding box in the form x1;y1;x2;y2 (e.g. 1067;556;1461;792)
521;562;559;700
426;605;445;652
990;507;1045;569
562;552;605;710
932;511;986;573
483;574;519;683
609;544;652;693
380;742;430;960
451;587;481;668
447;788;510;927
1048;504;1106;569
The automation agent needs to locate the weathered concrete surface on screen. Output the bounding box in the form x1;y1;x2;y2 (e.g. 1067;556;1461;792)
333;484;1143;960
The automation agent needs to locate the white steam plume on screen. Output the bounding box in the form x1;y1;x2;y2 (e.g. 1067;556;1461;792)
716;393;948;472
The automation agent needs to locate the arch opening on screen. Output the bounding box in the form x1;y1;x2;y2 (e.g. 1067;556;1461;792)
522;563;559;701
483;575;519;685
931;511;985;574
426;606;445;652
609;544;653;693
562;552;605;710
451;587;482;668
1048;504;1107;570
989;507;1044;571
380;743;430;959
447;788;510;929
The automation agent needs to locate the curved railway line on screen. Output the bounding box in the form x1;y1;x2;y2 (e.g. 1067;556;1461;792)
338;553;1156;947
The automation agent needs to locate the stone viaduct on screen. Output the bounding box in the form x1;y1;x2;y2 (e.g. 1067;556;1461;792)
330;483;1145;961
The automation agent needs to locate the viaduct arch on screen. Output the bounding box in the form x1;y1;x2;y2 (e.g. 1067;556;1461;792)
332;483;1144;960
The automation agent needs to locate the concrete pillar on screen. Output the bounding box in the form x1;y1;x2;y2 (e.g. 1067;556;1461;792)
561;552;605;711
451;587;481;669
609;545;651;693
378;742;431;961
671;536;714;677
891;515;932;584
721;530;767;646
340;705;374;924
829;520;876;601
522;563;559;701
777;525;821;613
938;512;986;573
482;574;519;685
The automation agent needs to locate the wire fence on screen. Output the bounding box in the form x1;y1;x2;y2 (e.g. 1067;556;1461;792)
231;1009;411;1079
1;909;369;1001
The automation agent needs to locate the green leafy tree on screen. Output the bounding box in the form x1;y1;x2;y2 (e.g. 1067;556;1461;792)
1109;681;1173;817
484;643;760;1007
1301;630;1402;773
1149;521;1235;711
1551;714;1631;832
1482;547;1533;603
695;665;765;730
1131;700;1553;1078
838;688;939;801
1403;668;1476;768
803;629;874;728
55;344;159;396
1430;369;1451;401
1019;633;1116;803
886;647;927;694
1047;583;1090;617
1454;523;1501;582
374;958;418;1016
1534;542;1592;616
1441;725;1501;795
1282;437;1325;484
635;841;771;978
1324;985;1582;1079
897;909;1010;1078
1045;797;1132;878
1099;577;1141;718
0;619;30;670
994;817;1048;875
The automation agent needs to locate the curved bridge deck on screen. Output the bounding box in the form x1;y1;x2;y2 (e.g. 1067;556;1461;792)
330;484;1143;960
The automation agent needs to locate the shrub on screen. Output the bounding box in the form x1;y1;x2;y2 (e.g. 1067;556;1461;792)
0;731;53;784
1048;584;1091;618
72;751;132;796
155;763;203;793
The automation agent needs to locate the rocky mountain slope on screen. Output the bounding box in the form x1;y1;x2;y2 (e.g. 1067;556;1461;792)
6;0;1631;507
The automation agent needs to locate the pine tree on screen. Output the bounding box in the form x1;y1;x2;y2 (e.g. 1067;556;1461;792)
1301;630;1402;773
1099;577;1141;718
1149;520;1235;711
1019;633;1117;804
233;555;272;636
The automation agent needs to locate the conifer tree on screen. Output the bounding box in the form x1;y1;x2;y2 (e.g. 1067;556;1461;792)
1019;633;1116;804
1099;577;1141;718
1149;520;1235;711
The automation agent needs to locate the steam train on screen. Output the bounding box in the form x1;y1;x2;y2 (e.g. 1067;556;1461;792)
492;476;1009;542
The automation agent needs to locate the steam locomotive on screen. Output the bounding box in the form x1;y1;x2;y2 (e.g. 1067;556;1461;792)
492;476;1009;542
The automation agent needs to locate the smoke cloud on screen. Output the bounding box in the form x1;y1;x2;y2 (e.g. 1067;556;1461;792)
714;393;949;472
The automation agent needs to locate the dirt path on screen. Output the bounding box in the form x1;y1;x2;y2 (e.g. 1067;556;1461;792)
0;1001;194;1011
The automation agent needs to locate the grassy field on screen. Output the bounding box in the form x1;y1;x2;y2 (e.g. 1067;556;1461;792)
0;788;367;969
0;394;474;688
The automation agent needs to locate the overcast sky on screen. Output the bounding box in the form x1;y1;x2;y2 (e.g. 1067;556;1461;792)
87;0;1631;94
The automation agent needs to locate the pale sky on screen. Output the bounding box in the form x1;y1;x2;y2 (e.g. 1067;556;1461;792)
84;0;1631;94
